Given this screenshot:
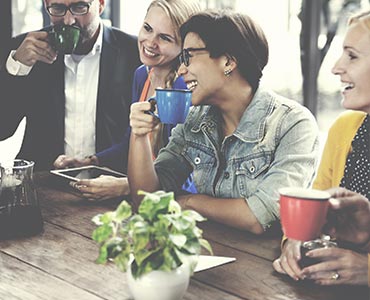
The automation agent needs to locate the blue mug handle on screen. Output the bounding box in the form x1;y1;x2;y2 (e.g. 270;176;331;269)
144;97;160;121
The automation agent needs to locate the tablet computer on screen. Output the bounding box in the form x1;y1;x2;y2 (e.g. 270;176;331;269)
50;165;126;182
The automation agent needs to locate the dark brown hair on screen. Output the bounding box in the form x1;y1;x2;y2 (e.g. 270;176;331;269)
180;10;269;92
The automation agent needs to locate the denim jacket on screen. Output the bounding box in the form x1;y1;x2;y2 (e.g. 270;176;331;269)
154;87;320;230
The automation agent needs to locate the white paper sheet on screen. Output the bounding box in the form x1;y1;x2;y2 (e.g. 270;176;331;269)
194;255;236;272
0;117;26;170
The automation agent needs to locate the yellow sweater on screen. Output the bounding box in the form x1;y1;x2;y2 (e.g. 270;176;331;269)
312;110;369;286
313;110;367;190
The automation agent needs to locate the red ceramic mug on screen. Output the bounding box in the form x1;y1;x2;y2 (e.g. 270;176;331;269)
279;187;330;241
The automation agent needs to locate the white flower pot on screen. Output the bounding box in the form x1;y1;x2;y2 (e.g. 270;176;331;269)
127;262;190;300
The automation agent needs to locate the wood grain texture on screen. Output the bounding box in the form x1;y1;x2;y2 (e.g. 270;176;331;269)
0;172;368;300
0;253;104;300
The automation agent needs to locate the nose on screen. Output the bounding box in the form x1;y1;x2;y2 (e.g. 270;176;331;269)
177;62;187;76
331;55;344;75
62;10;76;26
144;32;158;49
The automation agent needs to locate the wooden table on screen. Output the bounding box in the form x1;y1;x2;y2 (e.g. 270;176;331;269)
1;173;368;300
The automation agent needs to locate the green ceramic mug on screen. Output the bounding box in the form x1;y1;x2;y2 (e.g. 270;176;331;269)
49;24;81;54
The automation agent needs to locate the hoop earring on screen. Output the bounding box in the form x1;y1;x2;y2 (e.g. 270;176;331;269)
224;69;232;77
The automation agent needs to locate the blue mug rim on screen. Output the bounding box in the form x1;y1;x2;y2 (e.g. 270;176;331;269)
155;88;192;93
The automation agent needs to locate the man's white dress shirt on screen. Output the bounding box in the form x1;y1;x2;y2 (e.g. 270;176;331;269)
6;24;103;159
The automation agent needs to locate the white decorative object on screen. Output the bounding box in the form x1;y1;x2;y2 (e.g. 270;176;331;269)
127;262;190;300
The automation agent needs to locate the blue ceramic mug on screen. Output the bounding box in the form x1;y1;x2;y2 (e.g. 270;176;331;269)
154;88;192;124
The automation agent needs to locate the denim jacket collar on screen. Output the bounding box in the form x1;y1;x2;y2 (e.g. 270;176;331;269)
190;87;275;143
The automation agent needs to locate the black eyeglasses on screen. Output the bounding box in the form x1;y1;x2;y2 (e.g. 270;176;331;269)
47;0;94;17
179;47;208;67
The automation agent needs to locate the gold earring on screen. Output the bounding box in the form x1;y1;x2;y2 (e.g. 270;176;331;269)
224;69;232;77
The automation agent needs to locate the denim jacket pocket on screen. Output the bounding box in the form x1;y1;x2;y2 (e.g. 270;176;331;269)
235;152;272;197
182;145;216;193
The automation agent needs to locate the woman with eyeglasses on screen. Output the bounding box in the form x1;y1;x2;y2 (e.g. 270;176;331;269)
54;0;201;200
128;10;320;233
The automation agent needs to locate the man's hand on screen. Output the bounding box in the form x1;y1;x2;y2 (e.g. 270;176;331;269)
13;31;57;66
53;154;98;169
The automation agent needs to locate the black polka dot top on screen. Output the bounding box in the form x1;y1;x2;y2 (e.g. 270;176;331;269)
340;114;370;201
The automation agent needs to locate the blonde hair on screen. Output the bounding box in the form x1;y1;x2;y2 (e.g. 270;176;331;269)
348;10;370;32
146;0;201;87
147;0;201;43
145;0;201;156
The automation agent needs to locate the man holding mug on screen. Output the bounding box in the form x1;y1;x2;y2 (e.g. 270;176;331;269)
0;0;140;171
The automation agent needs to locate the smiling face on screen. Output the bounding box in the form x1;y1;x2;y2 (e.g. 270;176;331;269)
332;22;370;113
178;32;229;106
138;6;181;69
44;0;103;45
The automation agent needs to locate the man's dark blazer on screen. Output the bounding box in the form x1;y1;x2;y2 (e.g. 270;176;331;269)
0;25;140;171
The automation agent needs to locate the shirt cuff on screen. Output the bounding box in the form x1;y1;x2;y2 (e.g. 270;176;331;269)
245;195;277;231
6;50;33;76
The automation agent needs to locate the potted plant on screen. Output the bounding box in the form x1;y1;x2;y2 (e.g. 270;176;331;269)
92;190;212;300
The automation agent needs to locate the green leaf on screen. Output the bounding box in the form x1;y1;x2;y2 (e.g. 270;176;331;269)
106;237;127;259
138;190;174;221
168;216;192;231
169;199;181;214
132;229;150;254
169;234;187;248
100;211;115;224
132;251;162;278
181;238;201;255
92;224;113;243
200;238;213;255
183;209;207;222
134;248;158;266
138;198;156;221
115;201;132;222
91;214;104;226
160;248;178;272
95;243;108;264
128;214;144;225
113;251;130;272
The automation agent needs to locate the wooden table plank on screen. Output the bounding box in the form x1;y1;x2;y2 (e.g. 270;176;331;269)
193;241;369;300
200;221;282;261
0;222;131;300
0;253;104;300
184;280;244;300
